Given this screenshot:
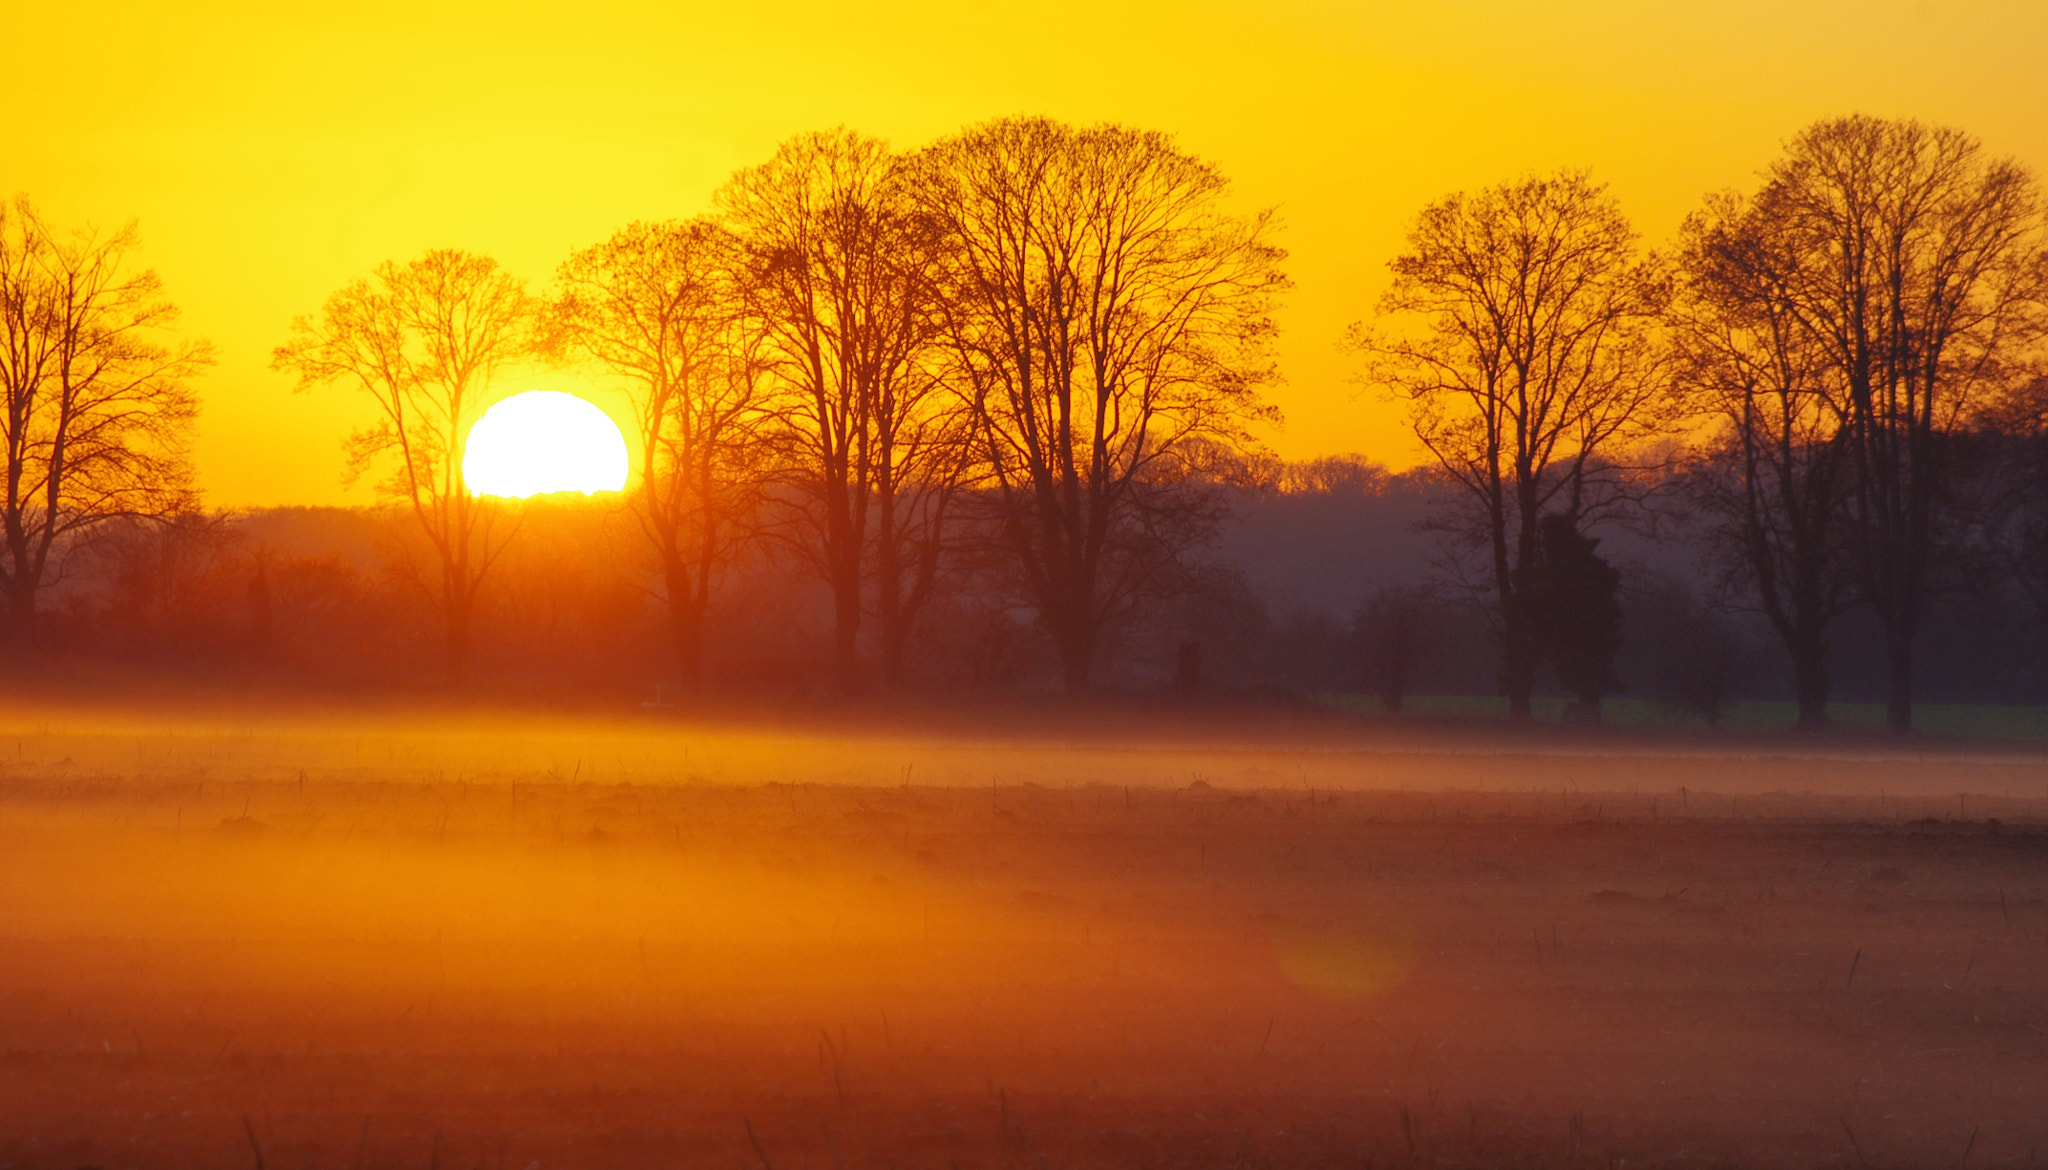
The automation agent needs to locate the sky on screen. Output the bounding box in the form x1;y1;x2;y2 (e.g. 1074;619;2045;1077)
7;0;2048;508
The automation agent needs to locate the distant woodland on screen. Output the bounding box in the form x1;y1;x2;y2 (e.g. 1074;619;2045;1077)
4;114;2047;730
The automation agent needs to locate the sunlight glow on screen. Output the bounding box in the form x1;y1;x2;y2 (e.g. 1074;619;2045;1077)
463;391;629;498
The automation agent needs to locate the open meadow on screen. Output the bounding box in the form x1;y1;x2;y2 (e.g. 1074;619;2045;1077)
2;698;2046;1169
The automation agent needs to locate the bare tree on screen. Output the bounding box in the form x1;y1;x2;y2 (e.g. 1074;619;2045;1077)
1674;191;1857;729
273;249;532;680
718;128;953;690
547;219;769;693
0;198;211;637
871;329;976;687
914;117;1287;691
1757;116;2048;732
1351;171;1670;719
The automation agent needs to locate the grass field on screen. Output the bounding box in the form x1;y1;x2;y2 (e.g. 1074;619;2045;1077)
2;698;2045;1169
1321;692;2048;739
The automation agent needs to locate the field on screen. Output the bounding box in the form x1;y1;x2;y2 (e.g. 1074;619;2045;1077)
1321;693;2048;740
3;699;2047;1169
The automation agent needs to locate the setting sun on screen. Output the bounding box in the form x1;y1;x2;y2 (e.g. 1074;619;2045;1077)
462;390;629;498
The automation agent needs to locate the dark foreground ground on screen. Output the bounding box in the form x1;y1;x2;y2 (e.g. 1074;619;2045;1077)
2;702;2046;1169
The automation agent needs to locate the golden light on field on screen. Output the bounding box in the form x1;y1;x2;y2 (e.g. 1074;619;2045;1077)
463;390;629;498
1272;923;1416;1000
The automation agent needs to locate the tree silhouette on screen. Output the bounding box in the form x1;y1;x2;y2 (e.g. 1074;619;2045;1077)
914;117;1287;691
1354;171;1669;719
1674;191;1856;729
547;219;768;694
1519;514;1623;709
1753;117;2048;733
718;128;956;691
273;249;532;681
0;197;211;639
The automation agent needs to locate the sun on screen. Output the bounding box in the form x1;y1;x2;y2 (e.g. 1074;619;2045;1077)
463;390;629;498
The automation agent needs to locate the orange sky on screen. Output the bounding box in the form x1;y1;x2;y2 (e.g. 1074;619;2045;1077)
8;0;2048;508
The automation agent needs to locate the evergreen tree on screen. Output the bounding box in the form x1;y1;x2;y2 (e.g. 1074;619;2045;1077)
1520;515;1624;706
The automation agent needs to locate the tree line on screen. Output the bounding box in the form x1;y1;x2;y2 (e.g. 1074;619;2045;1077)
1352;115;2048;732
269;118;1286;695
5;113;2047;729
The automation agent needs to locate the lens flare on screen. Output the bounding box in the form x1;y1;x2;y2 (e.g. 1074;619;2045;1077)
1272;923;1415;1000
463;390;628;498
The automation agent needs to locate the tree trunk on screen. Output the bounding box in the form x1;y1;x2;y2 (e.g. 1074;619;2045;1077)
876;493;903;690
1884;627;1914;735
4;580;35;646
1056;610;1095;694
1059;644;1092;693
1501;601;1537;719
672;616;703;695
664;559;704;695
1500;488;1540;721
879;624;907;691
1790;629;1830;731
444;601;471;685
1503;654;1535;719
832;557;862;693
